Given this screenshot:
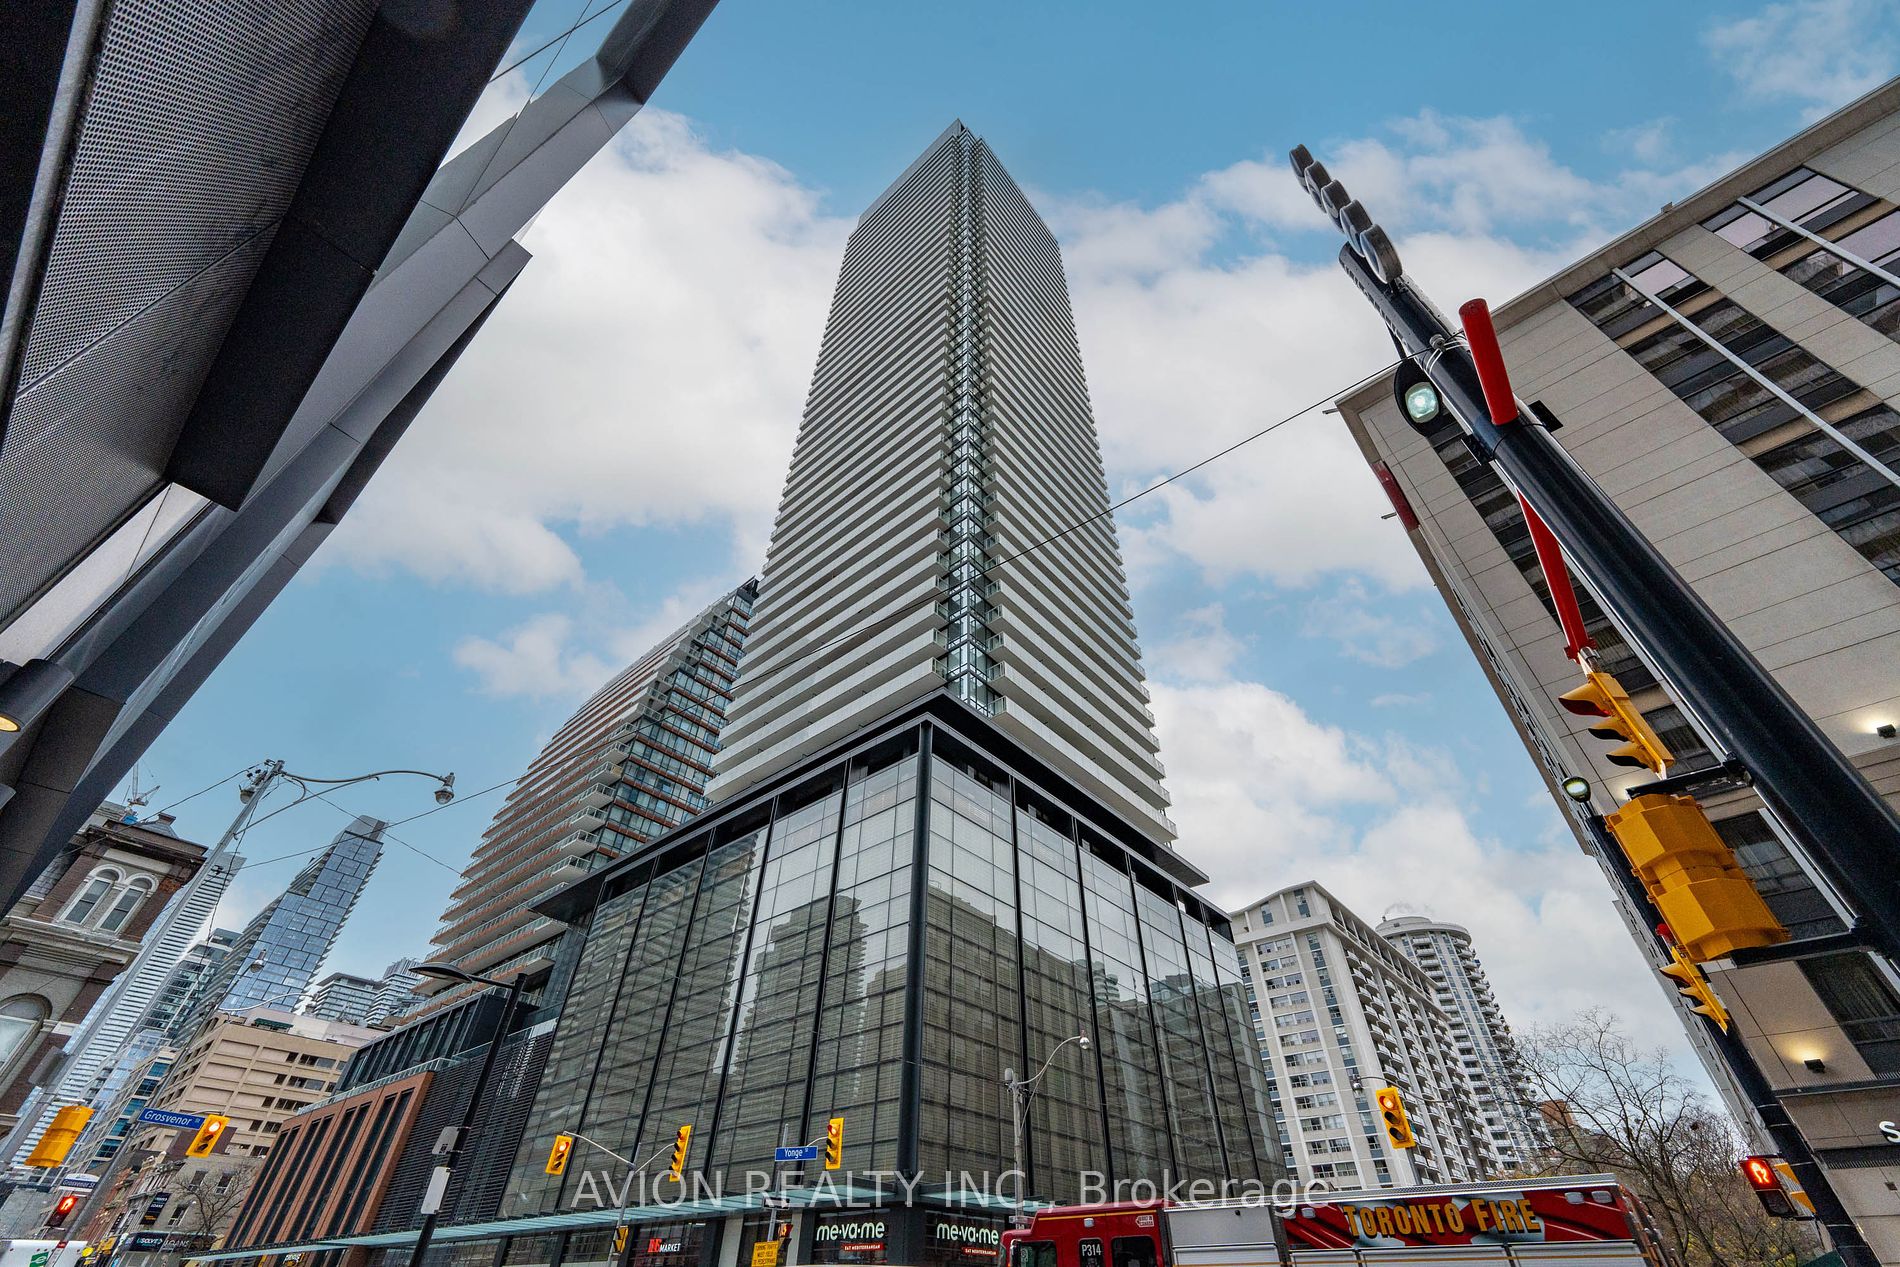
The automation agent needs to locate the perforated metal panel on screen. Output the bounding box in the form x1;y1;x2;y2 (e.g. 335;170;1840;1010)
0;0;376;629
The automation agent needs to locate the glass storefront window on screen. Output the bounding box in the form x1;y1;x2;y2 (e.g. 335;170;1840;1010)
922;1212;1006;1267
561;1229;618;1267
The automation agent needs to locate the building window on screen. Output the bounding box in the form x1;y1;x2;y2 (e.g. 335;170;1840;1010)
0;996;48;1073
1799;953;1900;1074
1711;813;1846;940
60;868;120;925
97;876;155;933
1570;248;1900;589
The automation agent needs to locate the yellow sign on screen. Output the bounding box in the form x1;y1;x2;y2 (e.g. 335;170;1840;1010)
614;1227;629;1255
752;1243;781;1267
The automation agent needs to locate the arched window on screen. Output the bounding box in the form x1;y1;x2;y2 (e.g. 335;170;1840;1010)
97;875;156;933
0;996;48;1072
60;868;121;925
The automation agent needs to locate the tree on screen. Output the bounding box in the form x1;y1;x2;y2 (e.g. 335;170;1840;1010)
151;1155;260;1248
1514;1009;1819;1267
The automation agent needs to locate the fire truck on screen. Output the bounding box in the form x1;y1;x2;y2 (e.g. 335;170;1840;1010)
1000;1176;1673;1267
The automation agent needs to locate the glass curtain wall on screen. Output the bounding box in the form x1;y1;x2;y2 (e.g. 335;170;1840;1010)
503;722;1275;1216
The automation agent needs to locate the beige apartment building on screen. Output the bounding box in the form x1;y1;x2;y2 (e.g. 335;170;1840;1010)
1337;79;1900;1254
87;1007;378;1245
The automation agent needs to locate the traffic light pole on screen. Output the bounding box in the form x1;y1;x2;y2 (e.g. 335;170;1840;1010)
1334;245;1900;968
1581;815;1875;1267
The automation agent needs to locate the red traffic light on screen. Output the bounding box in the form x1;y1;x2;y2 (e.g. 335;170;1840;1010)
47;1193;81;1228
1740;1155;1797;1218
1741;1156;1776;1190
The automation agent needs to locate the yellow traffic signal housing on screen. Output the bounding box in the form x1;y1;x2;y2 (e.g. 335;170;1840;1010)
824;1115;844;1170
1607;793;1788;961
185;1113;231;1158
1660;947;1731;1032
668;1124;692;1179
545;1134;575;1175
1559;670;1674;775
24;1105;94;1168
1373;1088;1415;1149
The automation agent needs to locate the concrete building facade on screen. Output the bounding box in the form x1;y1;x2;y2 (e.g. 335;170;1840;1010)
1231;884;1487;1190
708;123;1175;849
1378;916;1544;1173
418;583;755;1019
83;1009;379;1249
1337;78;1900;1256
306;975;380;1027
0;802;205;1142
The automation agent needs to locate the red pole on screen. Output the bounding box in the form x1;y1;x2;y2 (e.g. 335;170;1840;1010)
1520;494;1596;661
1459;298;1520;427
1461;298;1594;660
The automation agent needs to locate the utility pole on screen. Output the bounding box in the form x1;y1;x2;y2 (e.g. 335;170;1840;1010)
1289;145;1887;1267
1294;147;1900;964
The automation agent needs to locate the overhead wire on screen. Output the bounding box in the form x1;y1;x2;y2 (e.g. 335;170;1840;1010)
175;359;1405;903
726;358;1406;699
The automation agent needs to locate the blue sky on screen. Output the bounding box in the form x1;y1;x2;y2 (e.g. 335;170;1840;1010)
132;0;1899;1052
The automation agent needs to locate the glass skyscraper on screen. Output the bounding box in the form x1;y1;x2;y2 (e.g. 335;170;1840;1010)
173;817;384;1040
221;124;1276;1267
496;122;1274;1256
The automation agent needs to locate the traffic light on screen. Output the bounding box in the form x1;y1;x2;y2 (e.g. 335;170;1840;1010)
668;1124;692;1180
824;1115;844;1170
1607;793;1788;961
185;1113;230;1158
1740;1155;1813;1219
46;1193;80;1229
545;1134;575;1176
1659;948;1732;1032
1559;670;1674;775
24;1105;94;1168
1373;1088;1415;1149
1391;360;1443;432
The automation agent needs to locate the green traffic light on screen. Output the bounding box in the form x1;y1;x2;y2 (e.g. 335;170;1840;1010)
1404;381;1441;424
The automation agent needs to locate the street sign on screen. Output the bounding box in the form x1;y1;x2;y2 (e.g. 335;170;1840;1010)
774;1145;819;1163
751;1244;780;1267
58;1174;99;1190
762;1195;793;1209
136;1107;206;1131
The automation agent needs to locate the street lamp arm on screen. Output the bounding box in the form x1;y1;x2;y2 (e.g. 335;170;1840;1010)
282;768;455;788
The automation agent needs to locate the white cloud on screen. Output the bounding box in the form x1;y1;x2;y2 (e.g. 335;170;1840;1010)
325;107;851;592
1303;582;1440;668
1706;0;1900;117
1048;111;1724;601
453;612;613;700
1151;603;1249;683
1153;678;1680;1036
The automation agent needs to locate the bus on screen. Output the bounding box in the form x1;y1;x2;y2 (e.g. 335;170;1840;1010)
1000;1176;1674;1267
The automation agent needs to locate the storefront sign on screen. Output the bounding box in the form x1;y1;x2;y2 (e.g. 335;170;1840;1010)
928;1217;1002;1261
812;1213;889;1265
1877;1120;1900;1143
814;1220;887;1243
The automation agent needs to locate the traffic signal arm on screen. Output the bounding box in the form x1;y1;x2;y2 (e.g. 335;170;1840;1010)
1607;793;1787;961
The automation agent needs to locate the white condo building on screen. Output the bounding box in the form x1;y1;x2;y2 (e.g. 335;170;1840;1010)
1231;883;1487;1189
707;122;1175;848
1378;915;1544;1172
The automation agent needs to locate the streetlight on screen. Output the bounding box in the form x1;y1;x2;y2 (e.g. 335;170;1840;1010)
237;762;454;815
405;962;526;1267
1002;1034;1089;1220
